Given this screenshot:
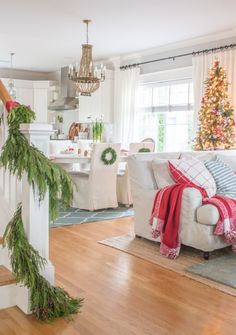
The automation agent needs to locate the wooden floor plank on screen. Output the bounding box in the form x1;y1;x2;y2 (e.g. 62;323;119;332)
0;217;236;335
0;266;15;287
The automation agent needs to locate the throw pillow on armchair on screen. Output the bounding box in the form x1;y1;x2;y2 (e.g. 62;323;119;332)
168;157;216;198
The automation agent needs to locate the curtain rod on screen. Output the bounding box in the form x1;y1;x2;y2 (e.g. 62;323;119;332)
120;43;236;70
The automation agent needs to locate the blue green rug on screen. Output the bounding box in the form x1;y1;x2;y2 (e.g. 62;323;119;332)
51;206;134;227
187;254;236;289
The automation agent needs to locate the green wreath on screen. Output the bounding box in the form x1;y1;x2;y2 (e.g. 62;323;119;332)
101;147;117;165
138;147;151;153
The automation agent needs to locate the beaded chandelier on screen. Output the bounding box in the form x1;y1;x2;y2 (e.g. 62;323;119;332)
68;20;105;96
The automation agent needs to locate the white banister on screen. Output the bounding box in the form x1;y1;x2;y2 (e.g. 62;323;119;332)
16;123;55;313
20;123;54;261
0;118;55;313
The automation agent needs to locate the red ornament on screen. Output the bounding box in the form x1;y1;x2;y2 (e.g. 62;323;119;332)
5;101;19;113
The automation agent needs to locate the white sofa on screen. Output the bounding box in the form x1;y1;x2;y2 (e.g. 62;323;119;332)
128;150;236;256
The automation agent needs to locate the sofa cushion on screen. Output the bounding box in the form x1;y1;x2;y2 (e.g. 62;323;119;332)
168;157;217;197
197;204;220;226
180;152;216;162
152;159;175;189
205;157;236;199
128;156;157;190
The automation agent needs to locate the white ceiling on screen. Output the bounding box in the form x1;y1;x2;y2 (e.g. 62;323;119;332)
0;0;236;72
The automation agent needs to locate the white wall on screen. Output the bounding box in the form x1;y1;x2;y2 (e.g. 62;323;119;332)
140;66;193;84
108;35;236;75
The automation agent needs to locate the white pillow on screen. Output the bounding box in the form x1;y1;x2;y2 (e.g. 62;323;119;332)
169;157;216;197
152;159;175;189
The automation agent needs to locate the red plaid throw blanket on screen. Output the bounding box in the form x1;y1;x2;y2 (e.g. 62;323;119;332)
150;183;236;259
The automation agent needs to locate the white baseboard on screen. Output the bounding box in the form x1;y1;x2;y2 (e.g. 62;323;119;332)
0;284;17;309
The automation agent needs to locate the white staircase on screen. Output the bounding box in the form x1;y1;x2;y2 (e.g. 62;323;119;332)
0;105;55;313
0;237;17;310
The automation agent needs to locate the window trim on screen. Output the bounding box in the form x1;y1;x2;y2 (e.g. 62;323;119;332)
140;77;192;88
137;78;193;110
136;74;194;152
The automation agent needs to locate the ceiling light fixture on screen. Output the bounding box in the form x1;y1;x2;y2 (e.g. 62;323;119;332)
68;20;105;96
8;52;16;100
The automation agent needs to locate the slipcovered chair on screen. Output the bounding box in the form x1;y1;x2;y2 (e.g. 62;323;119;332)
117;142;155;206
129;141;155;154
70;143;120;211
142;138;155;148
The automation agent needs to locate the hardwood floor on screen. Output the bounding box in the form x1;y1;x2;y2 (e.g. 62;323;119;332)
0;217;236;335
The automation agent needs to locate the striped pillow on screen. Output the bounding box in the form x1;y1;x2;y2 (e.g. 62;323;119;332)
204;158;236;199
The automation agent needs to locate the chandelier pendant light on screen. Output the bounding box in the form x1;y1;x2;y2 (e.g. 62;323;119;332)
8;52;16;100
68;20;105;96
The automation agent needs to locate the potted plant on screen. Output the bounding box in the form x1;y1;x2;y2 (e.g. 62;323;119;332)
92;116;104;143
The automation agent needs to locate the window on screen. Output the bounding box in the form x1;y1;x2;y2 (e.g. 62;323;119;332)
136;79;194;152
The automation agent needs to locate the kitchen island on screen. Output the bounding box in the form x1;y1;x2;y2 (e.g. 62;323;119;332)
50;139;92;155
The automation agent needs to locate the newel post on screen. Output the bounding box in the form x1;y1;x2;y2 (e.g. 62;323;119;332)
16;123;55;314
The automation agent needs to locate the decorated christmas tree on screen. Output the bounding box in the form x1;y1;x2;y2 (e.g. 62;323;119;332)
194;59;235;150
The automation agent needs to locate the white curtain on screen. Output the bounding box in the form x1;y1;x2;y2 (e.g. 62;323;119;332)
192;49;236;132
113;67;140;148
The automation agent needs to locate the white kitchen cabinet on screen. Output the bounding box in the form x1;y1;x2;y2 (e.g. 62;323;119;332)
33;81;57;123
0;78;57;123
78;88;101;122
16;87;34;108
33;87;48;123
1;78;34;107
78;69;114;123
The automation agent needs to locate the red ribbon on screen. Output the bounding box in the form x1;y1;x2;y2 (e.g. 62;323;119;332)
5;101;19;113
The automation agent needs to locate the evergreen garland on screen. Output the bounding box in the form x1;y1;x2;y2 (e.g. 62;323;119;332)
0;104;83;320
0;105;73;221
3;205;82;321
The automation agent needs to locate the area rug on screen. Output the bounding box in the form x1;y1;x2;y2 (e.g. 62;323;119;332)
99;234;236;296
187;254;236;288
51;206;134;227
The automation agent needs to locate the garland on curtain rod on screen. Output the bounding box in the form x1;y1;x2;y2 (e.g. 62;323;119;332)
0;102;83;321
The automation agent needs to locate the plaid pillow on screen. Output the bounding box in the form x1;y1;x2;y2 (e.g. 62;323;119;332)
168;157;216;197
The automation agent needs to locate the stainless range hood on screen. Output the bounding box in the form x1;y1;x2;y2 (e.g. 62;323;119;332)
49;67;78;111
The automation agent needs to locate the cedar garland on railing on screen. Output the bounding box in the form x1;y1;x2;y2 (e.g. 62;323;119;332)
0;103;83;321
1;105;73;221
